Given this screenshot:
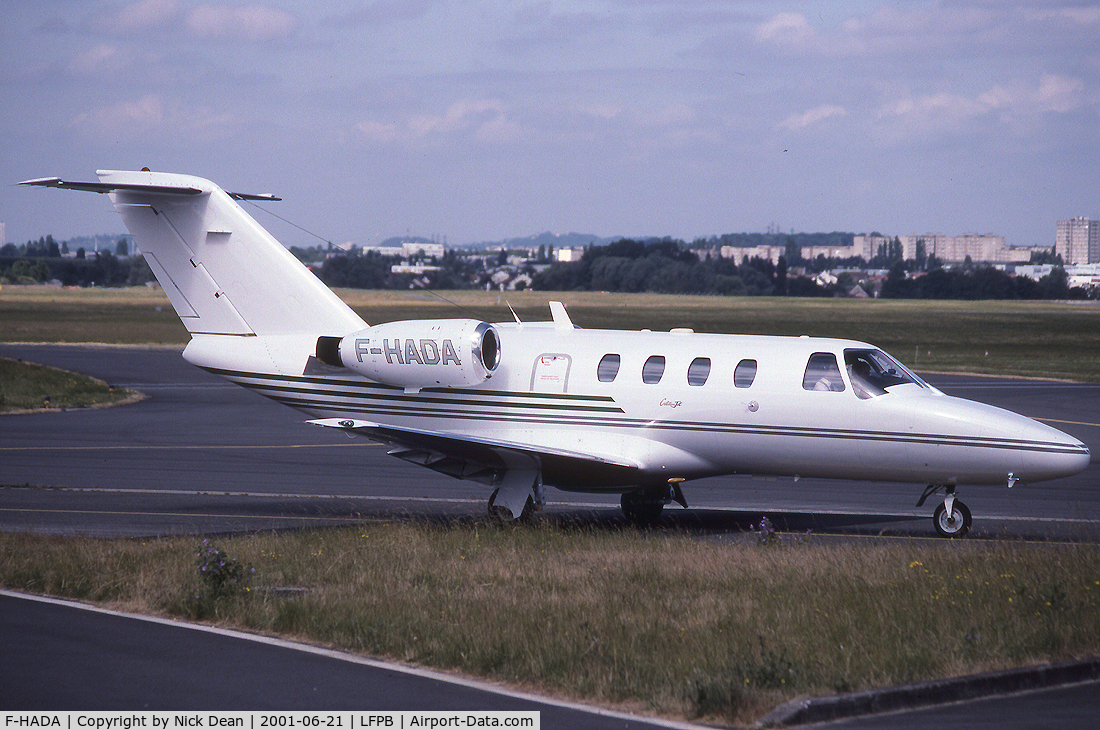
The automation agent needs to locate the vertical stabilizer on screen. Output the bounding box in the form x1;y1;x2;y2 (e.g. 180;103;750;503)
23;170;366;338
99;170;365;337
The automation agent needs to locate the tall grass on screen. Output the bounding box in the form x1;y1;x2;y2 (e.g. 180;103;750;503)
2;522;1097;724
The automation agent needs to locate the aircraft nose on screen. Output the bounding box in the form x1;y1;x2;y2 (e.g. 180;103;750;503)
1011;416;1090;483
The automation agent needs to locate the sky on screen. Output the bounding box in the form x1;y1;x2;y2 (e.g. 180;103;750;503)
3;0;1100;251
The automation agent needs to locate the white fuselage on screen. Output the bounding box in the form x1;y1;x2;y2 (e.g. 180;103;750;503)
182;324;1090;493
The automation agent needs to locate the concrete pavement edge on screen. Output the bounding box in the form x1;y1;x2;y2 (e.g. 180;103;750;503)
758;657;1100;727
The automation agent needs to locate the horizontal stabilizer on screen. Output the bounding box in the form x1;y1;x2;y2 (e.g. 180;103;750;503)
18;176;280;201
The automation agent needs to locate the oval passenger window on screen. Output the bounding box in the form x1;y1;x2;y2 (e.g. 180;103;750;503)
734;359;757;388
642;355;665;384
597;353;620;382
687;357;710;386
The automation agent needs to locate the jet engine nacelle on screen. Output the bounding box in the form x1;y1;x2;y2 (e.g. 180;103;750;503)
319;319;501;390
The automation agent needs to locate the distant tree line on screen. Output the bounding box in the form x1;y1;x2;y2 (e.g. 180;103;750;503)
531;238;802;296
530;237;1093;300
311;247;506;291
1;236;154;287
4;233;1094;300
879;261;1080;300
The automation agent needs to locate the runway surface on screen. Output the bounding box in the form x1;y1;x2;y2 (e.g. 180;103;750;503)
1;343;1097;540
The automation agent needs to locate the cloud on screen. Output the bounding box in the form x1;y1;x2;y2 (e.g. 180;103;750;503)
780;105;847;131
359;99;529;145
356;119;401;144
754;12;815;46
409;99;507;137
88;0;180;33
1029;73;1084;114
70;94;235;139
327;0;438;27
1026;6;1100;25
576;103;622;121
874;74;1086;141
68;44;124;75
636;102;696;128
86;0;297;43
186;3;299;42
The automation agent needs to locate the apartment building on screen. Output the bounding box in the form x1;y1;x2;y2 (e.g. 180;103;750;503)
1056;217;1100;265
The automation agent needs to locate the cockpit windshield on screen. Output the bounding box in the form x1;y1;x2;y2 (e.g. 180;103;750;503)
844;349;927;399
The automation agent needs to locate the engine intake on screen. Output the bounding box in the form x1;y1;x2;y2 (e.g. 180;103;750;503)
318;319;500;390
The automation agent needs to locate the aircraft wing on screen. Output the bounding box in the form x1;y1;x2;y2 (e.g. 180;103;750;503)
307;418;643;489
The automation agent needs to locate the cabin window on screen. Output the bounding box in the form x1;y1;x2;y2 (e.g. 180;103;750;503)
687;357;711;386
642;355;666;384
803;353;845;392
734;359;757;388
597;353;621;382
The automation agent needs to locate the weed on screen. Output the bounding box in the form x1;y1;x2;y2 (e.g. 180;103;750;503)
751;515;810;546
751;516;780;546
194;539;252;600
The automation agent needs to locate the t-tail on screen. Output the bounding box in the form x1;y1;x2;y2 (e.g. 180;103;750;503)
23;170;365;338
20;170;368;375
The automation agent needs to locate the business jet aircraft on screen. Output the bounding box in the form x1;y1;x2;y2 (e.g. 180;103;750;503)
22;170;1090;537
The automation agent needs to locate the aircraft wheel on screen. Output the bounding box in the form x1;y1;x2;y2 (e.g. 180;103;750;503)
933;500;972;538
621;491;665;525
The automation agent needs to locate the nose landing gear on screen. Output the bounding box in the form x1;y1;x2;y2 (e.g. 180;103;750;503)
918;483;972;538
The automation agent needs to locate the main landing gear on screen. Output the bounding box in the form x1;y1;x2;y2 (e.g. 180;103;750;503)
917;484;972;538
620;481;689;525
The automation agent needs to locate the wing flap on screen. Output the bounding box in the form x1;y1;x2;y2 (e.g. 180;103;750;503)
308;418;642;489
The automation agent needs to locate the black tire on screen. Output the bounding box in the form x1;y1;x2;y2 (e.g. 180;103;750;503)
621;491;665;525
933;500;972;538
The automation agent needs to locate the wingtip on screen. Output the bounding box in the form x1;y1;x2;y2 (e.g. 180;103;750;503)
17;176;63;187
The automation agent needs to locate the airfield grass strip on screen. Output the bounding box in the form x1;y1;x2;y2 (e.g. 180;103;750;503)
2;523;1098;724
3;286;1099;381
0;357;134;412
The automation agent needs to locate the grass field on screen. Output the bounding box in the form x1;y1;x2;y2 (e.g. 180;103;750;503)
2;285;1100;380
1;524;1098;725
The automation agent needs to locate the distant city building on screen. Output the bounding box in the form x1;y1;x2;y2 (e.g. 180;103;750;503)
1012;263;1100;291
0;221;6;246
555;247;583;262
359;245;403;256
1055;217;1100;265
720;242;861;263
903;234;1030;264
401;241;444;258
390;263;441;274
718;244;778;263
853;234;1032;264
718;234;1035;266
